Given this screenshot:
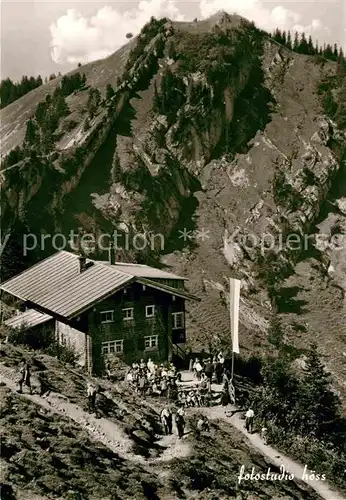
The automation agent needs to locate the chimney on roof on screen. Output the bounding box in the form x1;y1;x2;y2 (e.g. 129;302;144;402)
78;255;87;273
108;242;115;265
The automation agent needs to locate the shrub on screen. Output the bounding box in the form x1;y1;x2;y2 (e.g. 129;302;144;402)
63;119;78;132
6;323;54;350
246;342;346;489
46;342;77;365
5;322;77;365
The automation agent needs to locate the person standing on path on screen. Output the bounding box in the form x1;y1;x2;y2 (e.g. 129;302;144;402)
204;358;213;392
189;357;193;372
138;373;147;397
196;415;210;438
160;376;168;398
212;356;218;382
87;382;97;413
245;408;254;433
194;359;203;381
17;359;32;394
261;425;268;444
160;407;173;435
105;359;112;380
175;407;185;439
147;358;155;375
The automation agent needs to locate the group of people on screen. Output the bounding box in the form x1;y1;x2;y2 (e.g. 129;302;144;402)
160;407;210;440
190;352;237;407
125;359;181;400
16;356;259;445
124;358;216;408
160;407;186;439
190;352;226;387
177;387;207;408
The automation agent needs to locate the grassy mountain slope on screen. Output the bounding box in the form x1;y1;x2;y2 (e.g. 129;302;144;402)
0;40;134;157
0;343;325;499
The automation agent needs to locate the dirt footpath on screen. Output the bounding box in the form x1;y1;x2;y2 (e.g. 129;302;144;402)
202;405;346;500
0;362;190;467
2;361;344;500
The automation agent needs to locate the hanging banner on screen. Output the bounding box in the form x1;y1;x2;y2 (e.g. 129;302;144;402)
230;278;241;354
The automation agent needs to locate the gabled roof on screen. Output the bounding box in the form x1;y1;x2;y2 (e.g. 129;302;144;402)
0;251;199;320
1;251;134;318
95;261;187;280
4;309;52;330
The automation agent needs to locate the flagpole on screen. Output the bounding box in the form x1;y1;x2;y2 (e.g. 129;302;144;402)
229;277;240;405
230;348;234;381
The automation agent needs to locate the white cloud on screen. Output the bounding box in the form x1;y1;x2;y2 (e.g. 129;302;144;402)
50;0;184;64
199;0;306;31
292;19;323;36
270;6;300;27
50;0;323;65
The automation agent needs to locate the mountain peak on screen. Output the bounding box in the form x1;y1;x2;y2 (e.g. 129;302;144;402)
172;9;251;34
207;9;250;27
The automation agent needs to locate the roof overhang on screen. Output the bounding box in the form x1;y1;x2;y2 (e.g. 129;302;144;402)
136;277;200;302
4;309;53;330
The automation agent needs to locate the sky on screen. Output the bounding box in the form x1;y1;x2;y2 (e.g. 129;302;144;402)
1;0;345;81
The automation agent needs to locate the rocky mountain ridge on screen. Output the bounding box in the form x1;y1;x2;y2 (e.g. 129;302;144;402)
1;12;345;401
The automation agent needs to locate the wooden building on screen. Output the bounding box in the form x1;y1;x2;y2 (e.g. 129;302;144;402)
1;251;199;373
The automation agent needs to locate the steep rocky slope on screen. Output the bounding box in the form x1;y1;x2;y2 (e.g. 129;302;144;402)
1;12;345;400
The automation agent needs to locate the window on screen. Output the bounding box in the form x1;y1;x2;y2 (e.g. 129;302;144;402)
172;312;184;329
100;310;114;323
144;335;158;350
123;308;134;321
101;340;123;355
145;305;155;317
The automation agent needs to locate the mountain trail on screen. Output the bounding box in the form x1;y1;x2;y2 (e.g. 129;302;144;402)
0;362;190;467
202;405;345;500
2;361;345;499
